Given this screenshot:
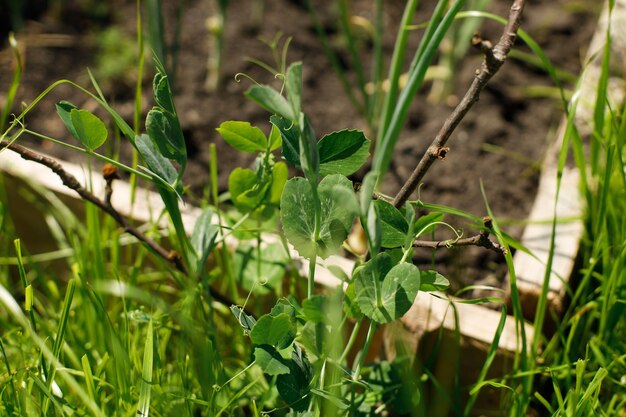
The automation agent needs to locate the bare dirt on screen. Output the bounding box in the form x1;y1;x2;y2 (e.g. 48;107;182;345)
0;0;600;288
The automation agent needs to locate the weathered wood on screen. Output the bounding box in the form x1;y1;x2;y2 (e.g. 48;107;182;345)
513;0;626;319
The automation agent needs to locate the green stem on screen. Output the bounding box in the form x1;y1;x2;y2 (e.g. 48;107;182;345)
308;253;316;299
22;129;153;181
338;319;362;365
352;320;376;381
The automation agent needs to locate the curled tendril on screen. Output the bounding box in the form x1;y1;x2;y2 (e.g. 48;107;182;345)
234;72;261;86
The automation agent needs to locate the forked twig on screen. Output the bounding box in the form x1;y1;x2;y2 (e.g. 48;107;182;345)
394;0;527;208
1;139;242;309
413;217;506;255
1;139;187;273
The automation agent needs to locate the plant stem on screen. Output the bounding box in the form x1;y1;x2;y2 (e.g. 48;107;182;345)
338;319;362;365
308;253;316;299
352;320;376;381
22;129;153;181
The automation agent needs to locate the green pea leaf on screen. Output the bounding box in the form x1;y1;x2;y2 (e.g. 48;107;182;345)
245;84;294;120
146;108;186;165
270;298;299;320
250;313;296;349
136;134;178;186
269;162;288;205
217;121;268;152
230;305;256;333
344;281;364;320
419;270;449;292
268;124;282;151
285;62;302;119
374;199;409;248
276;345;311;412
354;254;420;323
191;208;218;274
69;109;108;151
228;167;268;212
299;115;319;183
55;101;79;140
271;115;300;167
280;174;357;259
153;72;175;114
318;130;370;176
359;172;378;216
254;345;290;376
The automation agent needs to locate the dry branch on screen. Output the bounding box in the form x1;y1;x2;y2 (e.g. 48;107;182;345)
1;139;241;310
394;0;527;208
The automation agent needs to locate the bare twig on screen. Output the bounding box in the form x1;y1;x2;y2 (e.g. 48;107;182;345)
394;0;527;208
2;139;188;273
413;217;506;255
1;139;243;310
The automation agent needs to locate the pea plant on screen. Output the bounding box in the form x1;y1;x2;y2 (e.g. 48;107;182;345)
216;60;458;412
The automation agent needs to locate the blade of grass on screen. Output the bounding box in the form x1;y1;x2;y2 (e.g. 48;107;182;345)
137;319;154;417
373;0;465;180
479;181;529;417
377;0;420;137
0;283;106;417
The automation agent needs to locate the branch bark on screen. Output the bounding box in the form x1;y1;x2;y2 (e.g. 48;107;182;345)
394;0;527;208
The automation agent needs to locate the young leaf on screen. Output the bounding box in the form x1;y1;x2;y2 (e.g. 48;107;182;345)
250;313;296;349
254;345;290;376
276;345;311;412
419;270;449;292
230;305;257;333
281;175;357;259
374;200;409;248
299;116;320;182
191;208;218;274
55;101;79;140
270;298;299;320
271;115;300;167
359;171;378;215
245;84;294;120
269;162;288;205
285;62;303;118
366;202;382;255
354;254;420;323
69;109;108;151
380;263;420;320
228;167;269;212
217;121;268;152
268;124;282;151
136;134;178;186
146;108;186;165
344;281;364;320
318;130;370;176
153;72;175;114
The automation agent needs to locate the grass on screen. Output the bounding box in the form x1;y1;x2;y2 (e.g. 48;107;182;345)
1;1;624;416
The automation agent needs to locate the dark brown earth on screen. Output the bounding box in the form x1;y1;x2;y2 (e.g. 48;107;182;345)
0;0;601;289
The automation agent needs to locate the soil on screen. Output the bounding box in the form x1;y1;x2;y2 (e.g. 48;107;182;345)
0;0;600;290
